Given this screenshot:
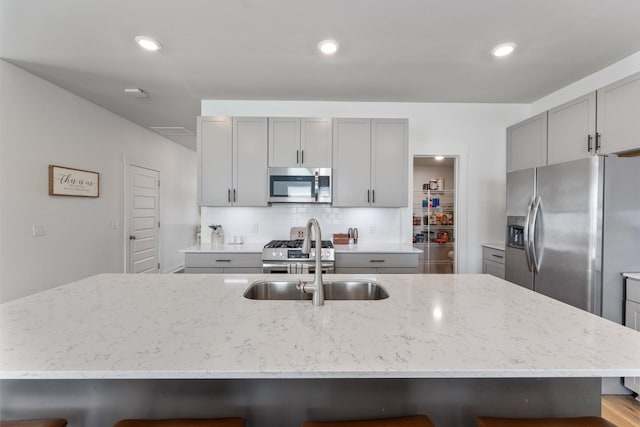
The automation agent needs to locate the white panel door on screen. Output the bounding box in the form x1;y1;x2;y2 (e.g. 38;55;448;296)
332;118;371;207
371;119;408;207
128;165;159;273
547;92;596;165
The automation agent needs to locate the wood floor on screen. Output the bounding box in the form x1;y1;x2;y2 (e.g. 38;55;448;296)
602;395;640;427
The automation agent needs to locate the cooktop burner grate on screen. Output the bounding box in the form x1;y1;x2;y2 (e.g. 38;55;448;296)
264;239;334;249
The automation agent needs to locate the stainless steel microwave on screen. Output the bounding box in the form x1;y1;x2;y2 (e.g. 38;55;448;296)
268;167;332;203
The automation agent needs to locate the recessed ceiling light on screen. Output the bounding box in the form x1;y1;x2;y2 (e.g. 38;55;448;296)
124;88;148;98
318;39;339;55
434;156;444;161
135;36;162;52
491;42;517;57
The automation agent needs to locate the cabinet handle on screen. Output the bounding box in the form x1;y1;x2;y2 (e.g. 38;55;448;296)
228;189;231;203
129;235;136;240
367;190;370;203
587;134;593;152
233;189;237;202
301;150;304;164
595;132;601;152
297;150;300;164
369;259;385;263
372;189;375;203
215;259;231;263
492;254;504;259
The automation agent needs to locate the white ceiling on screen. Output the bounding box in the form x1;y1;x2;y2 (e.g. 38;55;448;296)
3;0;640;150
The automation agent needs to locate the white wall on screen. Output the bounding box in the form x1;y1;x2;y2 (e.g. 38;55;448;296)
201;101;529;273
0;60;199;302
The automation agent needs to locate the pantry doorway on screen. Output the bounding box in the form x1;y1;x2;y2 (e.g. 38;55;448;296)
412;156;458;273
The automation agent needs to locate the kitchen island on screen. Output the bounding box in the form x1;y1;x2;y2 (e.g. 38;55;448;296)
1;273;640;426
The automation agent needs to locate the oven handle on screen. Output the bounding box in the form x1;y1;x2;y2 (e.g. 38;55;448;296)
262;262;335;273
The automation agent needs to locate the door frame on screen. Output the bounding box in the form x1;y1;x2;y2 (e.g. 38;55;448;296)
411;154;460;274
123;154;162;273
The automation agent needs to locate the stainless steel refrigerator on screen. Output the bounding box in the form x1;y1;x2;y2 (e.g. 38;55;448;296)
505;156;640;326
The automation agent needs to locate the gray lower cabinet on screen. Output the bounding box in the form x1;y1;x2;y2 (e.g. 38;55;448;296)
624;277;640;393
482;246;505;279
335;253;419;274
184;253;262;274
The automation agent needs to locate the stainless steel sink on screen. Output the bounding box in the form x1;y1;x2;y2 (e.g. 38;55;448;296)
243;280;389;301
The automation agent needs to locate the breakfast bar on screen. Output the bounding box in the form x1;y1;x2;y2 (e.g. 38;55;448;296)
1;273;639;426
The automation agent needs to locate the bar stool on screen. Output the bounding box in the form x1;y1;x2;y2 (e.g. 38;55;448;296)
302;415;435;427
476;416;616;427
112;419;245;427
0;421;67;427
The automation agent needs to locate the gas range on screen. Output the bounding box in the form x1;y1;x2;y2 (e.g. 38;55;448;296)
262;239;335;262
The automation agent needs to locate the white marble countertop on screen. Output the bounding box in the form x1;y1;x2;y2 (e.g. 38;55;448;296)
182;243;421;254
2;273;639;380
481;243;505;251
623;273;640;281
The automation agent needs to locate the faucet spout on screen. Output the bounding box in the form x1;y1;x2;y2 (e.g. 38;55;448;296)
301;218;325;306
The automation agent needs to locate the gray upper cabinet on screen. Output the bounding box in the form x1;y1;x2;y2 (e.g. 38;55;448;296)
333;118;408;207
198;116;233;206
506;112;548;172
547;92;596;165
333;118;371;207
371;119;409;207
268;117;332;167
597;71;640;155
198;116;268;207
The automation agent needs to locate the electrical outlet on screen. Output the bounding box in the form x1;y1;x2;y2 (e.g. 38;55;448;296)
32;224;47;237
369;224;376;234
290;226;305;240
111;220;119;230
252;223;259;233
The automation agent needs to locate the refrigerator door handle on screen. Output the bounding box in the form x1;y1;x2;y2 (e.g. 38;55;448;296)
523;196;535;272
529;196;543;273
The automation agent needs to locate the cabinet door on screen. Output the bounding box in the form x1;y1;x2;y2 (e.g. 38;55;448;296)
198;116;233;206
234;117;268;206
268;117;300;167
483;259;505;279
597;71;640;155
507;112;548;172
301;118;332;168
624;297;640;393
371;119;408;207
548;92;596;165
332;118;372;207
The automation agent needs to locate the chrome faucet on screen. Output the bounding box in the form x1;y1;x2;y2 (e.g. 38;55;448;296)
300;218;325;306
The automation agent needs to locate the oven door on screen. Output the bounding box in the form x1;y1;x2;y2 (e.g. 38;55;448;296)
262;262;335;274
268;167;331;203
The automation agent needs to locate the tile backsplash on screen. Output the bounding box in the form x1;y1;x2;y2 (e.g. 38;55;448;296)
201;206;405;244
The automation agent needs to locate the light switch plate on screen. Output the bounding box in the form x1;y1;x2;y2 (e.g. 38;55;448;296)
32;224;47;237
290;226;305;239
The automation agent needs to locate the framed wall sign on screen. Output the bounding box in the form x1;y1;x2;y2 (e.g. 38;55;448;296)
49;165;100;197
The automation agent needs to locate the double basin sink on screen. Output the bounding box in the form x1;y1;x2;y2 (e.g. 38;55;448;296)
244;280;389;301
